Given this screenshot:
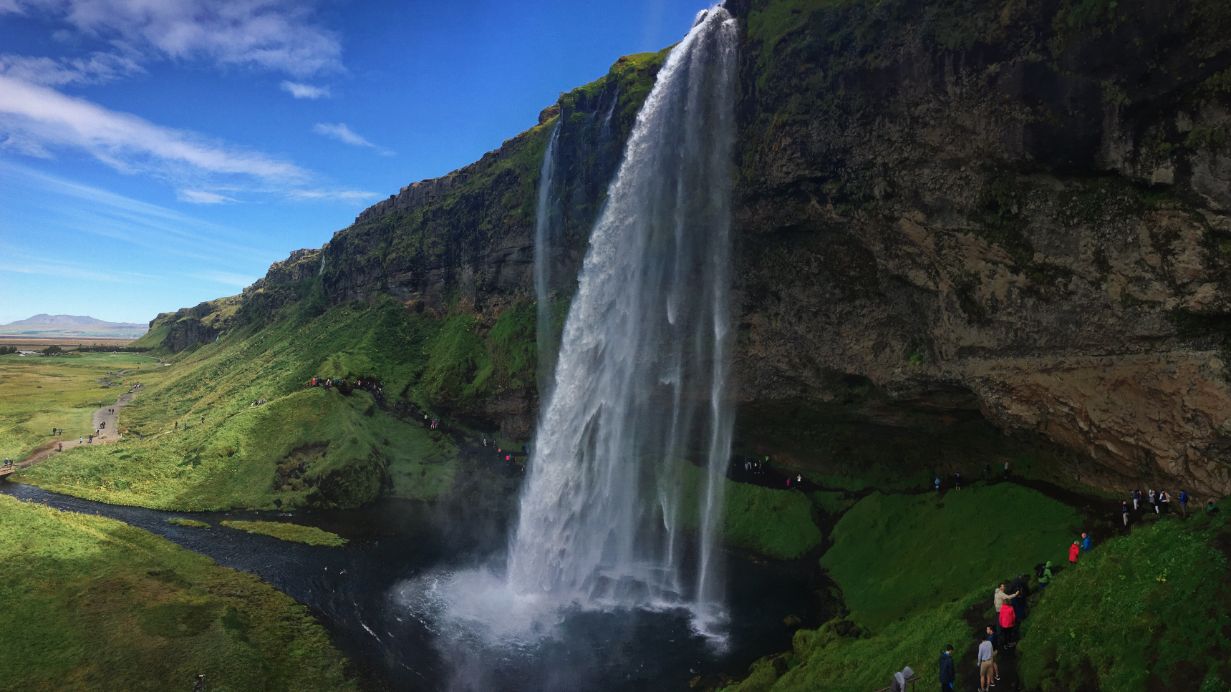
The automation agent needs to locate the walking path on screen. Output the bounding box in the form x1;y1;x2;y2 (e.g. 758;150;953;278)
16;387;138;469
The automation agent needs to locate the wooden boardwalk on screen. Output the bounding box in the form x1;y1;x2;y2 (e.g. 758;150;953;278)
0;464;15;480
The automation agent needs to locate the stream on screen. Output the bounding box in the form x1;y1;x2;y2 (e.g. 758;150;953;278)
1;482;823;691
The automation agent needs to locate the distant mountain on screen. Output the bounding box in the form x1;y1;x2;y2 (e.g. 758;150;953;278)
0;314;147;339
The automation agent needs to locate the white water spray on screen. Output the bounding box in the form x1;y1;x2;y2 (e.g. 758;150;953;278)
509;7;739;634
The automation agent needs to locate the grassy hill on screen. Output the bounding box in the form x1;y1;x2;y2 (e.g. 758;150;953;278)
0;495;354;691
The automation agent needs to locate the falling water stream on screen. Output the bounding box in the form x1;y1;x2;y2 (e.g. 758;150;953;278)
510;6;739;633
533;122;561;398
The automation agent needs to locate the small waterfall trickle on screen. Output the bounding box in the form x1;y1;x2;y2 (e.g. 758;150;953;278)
533;122;562;399
509;6;739;635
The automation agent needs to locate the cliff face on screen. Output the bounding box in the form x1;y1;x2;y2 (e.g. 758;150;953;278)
161;0;1231;494
731;0;1231;493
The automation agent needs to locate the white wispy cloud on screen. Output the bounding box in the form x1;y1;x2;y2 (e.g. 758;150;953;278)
281;80;330;99
312;122;392;155
4;0;341;77
0;241;155;284
177;188;235;205
0;75;308;183
0;160;272;264
287;187;379;202
0;50;144;86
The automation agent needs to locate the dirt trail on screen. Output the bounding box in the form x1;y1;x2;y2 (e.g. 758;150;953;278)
17;386;139;468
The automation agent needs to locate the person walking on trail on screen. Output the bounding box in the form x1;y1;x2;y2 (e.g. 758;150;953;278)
1179;489;1189;517
953;471;962;490
984;626;1001;684
1159;490;1171;515
934;475;942;496
999;601;1018;648
1148;488;1157;514
1080;532;1092;552
891;665;915;692
994;583;1018;614
1122;501;1131;528
977;635;995;691
1068;540;1080;565
1037;560;1053;590
1132;489;1140;511
939;644;956;691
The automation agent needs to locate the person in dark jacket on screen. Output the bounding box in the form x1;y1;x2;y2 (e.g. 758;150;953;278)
938;645;955;691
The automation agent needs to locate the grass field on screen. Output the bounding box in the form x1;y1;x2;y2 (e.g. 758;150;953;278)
821;484;1082;630
1019;512;1231;691
727;483;1084;691
0;351;160;461
220;520;347;547
16;301;462;511
0;494;355;691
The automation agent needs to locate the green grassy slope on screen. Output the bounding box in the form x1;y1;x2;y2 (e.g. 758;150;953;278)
822;485;1081;630
0;352;157;461
19;299;477;510
728;483;1083;691
0;495;355;691
1019;512;1231;691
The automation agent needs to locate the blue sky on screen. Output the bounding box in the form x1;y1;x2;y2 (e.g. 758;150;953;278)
0;0;708;325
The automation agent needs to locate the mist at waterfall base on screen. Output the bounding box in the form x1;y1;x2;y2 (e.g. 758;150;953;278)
394;8;752;689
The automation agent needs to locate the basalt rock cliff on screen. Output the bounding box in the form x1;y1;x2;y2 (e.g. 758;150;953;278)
148;0;1231;496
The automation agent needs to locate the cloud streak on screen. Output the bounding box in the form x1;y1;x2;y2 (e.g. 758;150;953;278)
0;50;144;86
312;122;392;155
4;0;341;78
0;75;308;183
281;80;330;99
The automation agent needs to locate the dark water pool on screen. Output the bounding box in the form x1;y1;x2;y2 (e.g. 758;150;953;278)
1;483;823;691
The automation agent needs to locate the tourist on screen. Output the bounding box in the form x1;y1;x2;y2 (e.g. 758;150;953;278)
1153;491;1162;516
1179;489;1189;517
999;601;1018;648
934;475;942;496
890;665;914;692
1080;532;1091;552
977;635;994;691
953;471;962;490
57;443;62;452
1159;490;1170;514
939;644;956;691
785;476;792;489
1068;540;1080;565
1121;501;1130;528
79;436;83;444
1003;460;1010;478
1037;560;1053;590
993;582;1018;614
984;626;1001;683
1132;489;1140;511
1148;488;1157;513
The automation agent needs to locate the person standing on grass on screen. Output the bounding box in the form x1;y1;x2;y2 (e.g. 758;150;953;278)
1080;532;1092;552
1159;490;1170;515
1179;489;1189;517
935;474;942;496
1068;540;1080;565
1122;501;1131;528
994;583;1018;613
1037;560;1053;590
1132;488;1140;511
939;645;955;691
999;601;1018;648
977;635;994;691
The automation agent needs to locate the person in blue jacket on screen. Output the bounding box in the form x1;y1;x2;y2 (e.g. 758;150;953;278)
938;644;955;690
1080;532;1092;552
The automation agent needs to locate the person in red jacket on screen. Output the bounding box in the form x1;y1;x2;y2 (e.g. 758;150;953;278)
999;596;1019;648
1068;540;1080;565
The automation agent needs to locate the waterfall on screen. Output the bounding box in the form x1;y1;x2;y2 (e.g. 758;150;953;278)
533;122;561;399
509;7;738;633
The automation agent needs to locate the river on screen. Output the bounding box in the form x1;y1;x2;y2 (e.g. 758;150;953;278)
1;482;824;691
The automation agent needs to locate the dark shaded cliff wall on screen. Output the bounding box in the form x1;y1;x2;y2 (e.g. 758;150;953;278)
152;0;1231;495
730;0;1231;493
